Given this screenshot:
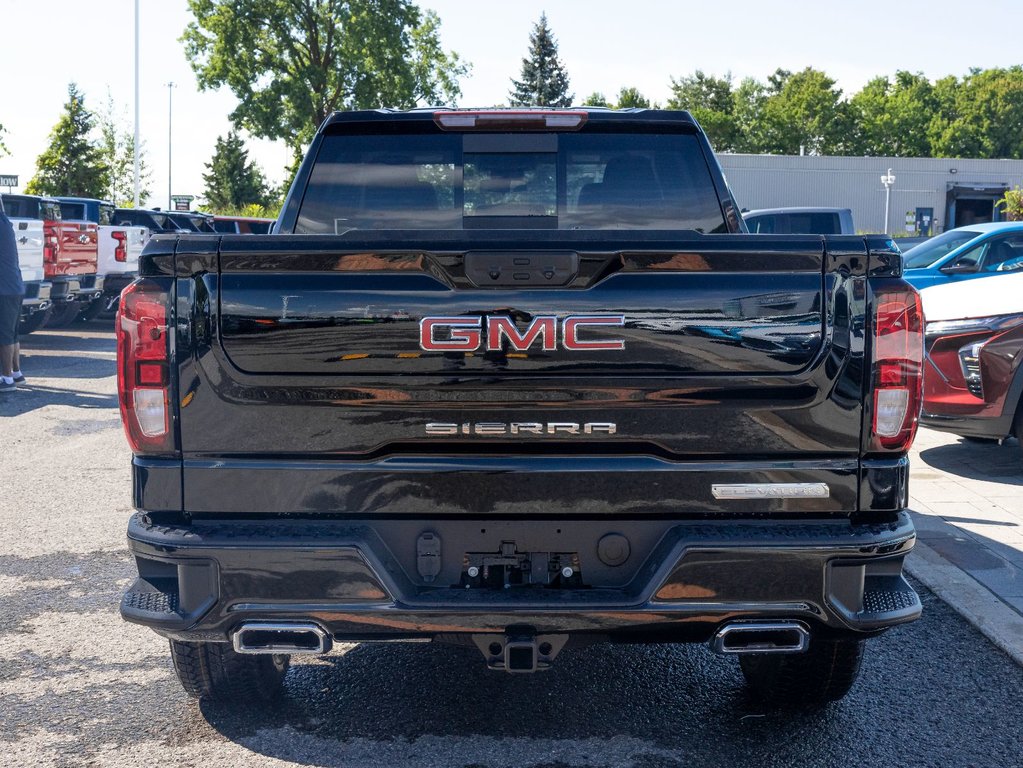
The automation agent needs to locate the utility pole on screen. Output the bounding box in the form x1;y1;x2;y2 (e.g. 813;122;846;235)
166;81;176;211
133;0;140;208
881;168;896;235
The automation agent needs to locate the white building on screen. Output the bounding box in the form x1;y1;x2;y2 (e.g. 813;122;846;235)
718;154;1023;235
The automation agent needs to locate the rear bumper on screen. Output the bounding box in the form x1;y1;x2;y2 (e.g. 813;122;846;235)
921;410;1015;440
101;271;136;298
20;281;52;314
49;275;104;304
122;511;920;643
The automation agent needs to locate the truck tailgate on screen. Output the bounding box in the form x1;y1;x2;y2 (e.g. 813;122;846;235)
174;233;869;516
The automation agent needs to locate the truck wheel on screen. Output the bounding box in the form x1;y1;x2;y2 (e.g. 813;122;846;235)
48;303;82;327
169;640;290;703
19;308;52;335
738;637;865;705
77;298;106;322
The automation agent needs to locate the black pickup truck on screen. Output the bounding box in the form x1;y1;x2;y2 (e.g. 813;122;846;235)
118;108;924;707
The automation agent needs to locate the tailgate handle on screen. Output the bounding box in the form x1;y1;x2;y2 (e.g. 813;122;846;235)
464;252;578;287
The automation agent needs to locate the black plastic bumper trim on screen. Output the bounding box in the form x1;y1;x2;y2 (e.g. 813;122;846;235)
122;511;918;639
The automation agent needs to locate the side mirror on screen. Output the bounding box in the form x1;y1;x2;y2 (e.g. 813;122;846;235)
940;260;980;275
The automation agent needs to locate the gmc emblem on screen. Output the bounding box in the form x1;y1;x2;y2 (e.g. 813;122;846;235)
419;315;626;352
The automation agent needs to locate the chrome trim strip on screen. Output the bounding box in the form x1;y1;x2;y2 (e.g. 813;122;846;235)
712;482;830;499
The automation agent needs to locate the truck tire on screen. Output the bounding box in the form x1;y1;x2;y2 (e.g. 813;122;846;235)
738;637;865;705
18;308;52;335
169;640;290;703
48;303;82;327
76;298;106;322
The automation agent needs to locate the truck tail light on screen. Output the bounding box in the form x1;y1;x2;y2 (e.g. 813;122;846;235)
117;279;175;454
869;280;923;452
112;230;128;262
43;225;59;263
434;110;588;131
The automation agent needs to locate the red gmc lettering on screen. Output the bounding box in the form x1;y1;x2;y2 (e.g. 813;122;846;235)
420;317;482;351
419;315;625;352
487;316;557;351
562;316;626;350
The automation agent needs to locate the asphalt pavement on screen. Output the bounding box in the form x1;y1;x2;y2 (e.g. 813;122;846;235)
2;324;1022;768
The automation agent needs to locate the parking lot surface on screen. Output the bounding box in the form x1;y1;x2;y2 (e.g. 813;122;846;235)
2;325;1023;768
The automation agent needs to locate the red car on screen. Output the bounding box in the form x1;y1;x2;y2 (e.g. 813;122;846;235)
920;274;1023;444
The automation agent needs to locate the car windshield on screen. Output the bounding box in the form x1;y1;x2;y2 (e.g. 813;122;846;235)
903;229;982;268
295;131;728;235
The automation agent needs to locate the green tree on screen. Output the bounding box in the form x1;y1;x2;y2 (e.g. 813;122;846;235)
849;71;935;156
997;186;1023;221
0;123;8;157
614;86;650;109
731;77;769;152
508;13;573;107
757;67;852;155
201;131;274;212
98;95;153;206
26;83;109;197
581;91;610;107
667;71;737;150
928;67;1023;158
182;0;468;152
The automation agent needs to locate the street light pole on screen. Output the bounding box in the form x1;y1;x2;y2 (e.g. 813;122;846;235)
166;81;176;211
880;168;896;235
133;0;140;208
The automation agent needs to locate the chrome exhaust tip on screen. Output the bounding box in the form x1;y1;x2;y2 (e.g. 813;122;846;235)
232;622;332;655
710;622;810;655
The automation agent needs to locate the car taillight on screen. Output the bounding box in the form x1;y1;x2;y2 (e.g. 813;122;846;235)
869;280;923;452
112;230;128;262
117;279;175;454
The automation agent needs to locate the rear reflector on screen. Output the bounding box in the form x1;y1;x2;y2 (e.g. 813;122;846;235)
116;279;175;454
869;281;923;452
434;110;587;131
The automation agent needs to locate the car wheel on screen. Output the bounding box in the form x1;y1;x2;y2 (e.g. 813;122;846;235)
169;640;290;703
738;637;865;705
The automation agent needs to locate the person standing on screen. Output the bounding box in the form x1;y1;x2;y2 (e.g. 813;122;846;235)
0;195;26;393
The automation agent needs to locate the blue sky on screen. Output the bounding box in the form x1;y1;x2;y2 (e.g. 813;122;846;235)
3;0;1023;206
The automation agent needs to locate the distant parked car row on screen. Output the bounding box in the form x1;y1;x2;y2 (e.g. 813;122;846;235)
1;193;274;333
898;222;1023;449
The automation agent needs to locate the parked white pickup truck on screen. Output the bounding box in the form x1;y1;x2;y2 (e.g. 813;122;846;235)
1;194;53;333
57;197;148;321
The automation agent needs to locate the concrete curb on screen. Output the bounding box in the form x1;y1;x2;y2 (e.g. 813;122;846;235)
906;541;1023;666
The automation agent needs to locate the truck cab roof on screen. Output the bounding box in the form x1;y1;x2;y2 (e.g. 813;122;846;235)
321;107;700;129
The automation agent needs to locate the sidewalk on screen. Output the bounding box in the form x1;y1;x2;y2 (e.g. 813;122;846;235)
906;426;1023;664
